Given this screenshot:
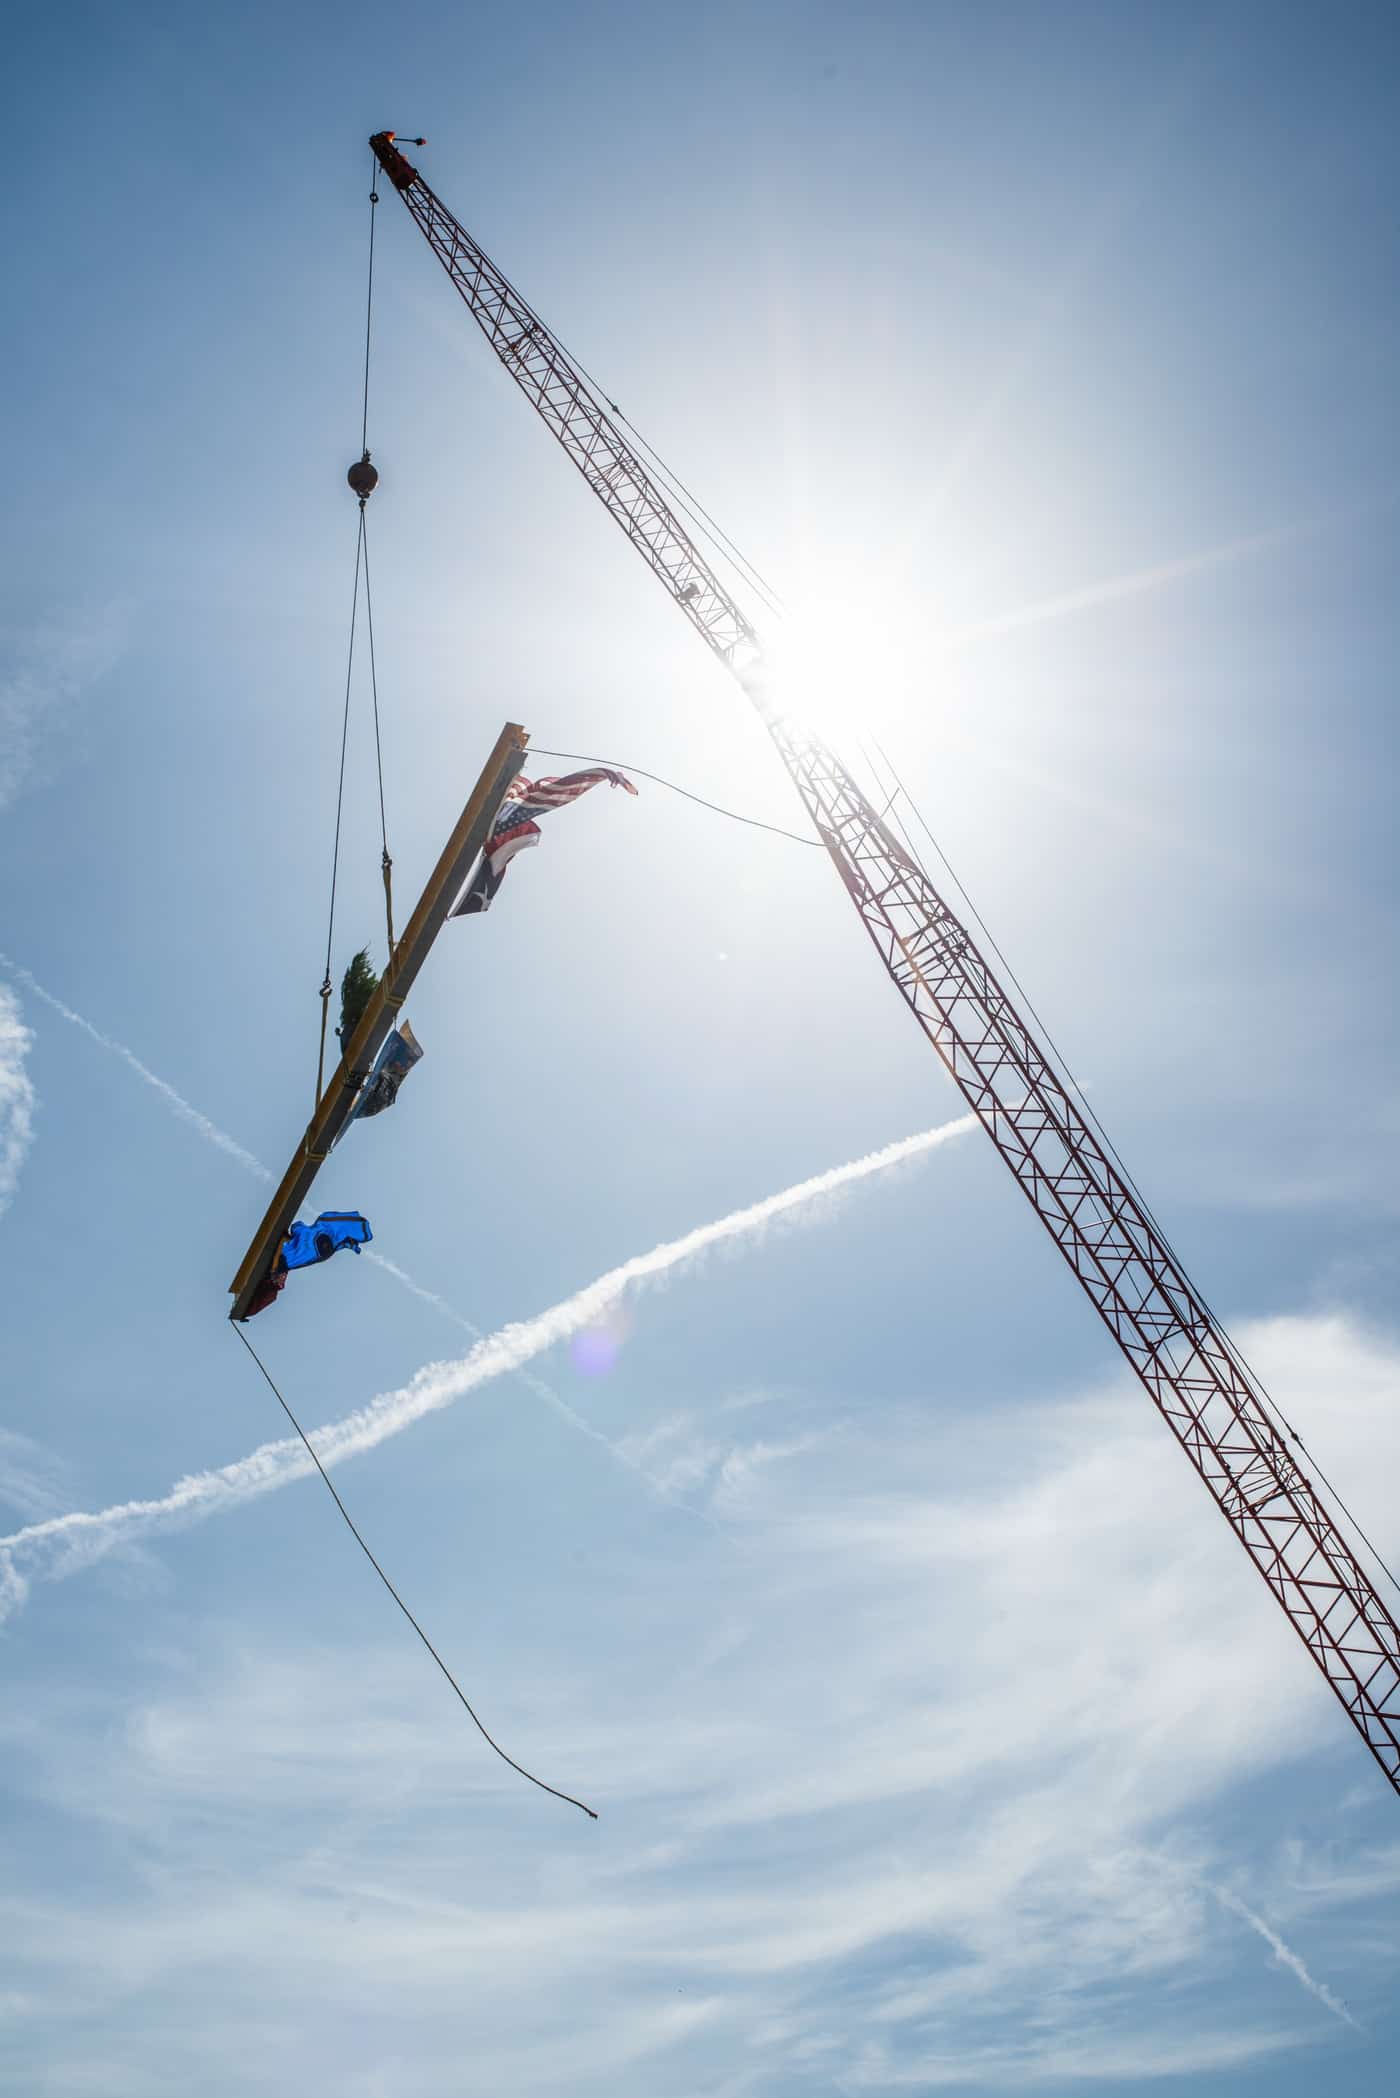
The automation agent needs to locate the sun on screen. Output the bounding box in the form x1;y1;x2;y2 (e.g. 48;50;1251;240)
748;574;935;756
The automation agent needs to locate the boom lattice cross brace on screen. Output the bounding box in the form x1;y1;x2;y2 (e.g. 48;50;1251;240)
370;132;1400;1794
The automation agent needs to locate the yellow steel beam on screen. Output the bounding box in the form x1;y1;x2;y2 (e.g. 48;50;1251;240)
229;721;529;1319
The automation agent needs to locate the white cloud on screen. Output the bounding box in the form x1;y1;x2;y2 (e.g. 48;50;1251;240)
0;613;121;811
0;1308;1394;2095
0;983;35;1220
1;980;1393;2091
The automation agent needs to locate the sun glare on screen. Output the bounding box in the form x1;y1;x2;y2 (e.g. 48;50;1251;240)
754;581;932;754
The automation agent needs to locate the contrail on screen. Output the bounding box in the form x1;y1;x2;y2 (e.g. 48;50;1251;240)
1213;1886;1361;2031
0;1115;974;1618
363;1249;652;1489
0;954;722;1503
0;954;270;1181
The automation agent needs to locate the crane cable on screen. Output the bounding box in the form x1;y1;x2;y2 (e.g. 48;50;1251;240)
527;746;821;849
316;513;364;1106
232;1324;598;1820
361;509;394;955
861;734;1400;1609
316;164;395;1105
496;280;786;619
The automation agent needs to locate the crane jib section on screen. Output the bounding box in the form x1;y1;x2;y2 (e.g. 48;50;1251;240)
369;135;754;667
371;131;1400;1795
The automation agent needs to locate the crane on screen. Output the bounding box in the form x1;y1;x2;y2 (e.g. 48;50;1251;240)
367;131;1400;1797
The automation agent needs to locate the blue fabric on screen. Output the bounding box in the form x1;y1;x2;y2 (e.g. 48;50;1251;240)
281;1211;372;1271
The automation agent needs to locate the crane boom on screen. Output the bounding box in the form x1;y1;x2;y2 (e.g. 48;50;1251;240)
370;132;1400;1795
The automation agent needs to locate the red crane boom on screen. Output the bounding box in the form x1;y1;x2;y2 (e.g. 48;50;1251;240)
369;131;1400;1796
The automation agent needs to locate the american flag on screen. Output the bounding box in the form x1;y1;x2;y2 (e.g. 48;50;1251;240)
453;767;638;917
516;767;637;812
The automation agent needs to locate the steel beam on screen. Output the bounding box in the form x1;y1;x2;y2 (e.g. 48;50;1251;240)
228;721;528;1320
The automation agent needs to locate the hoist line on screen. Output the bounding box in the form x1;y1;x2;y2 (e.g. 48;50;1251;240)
864;735;1400;1609
317;505;366;1106
526;747;821;848
360;156;394;957
359;509;394;955
231;1323;599;1821
361;160;378;455
316;172;395;1105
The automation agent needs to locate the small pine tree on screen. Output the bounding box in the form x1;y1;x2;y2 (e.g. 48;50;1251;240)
338;946;380;1047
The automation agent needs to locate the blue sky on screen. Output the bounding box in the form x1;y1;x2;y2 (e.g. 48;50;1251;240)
3;1;1400;2091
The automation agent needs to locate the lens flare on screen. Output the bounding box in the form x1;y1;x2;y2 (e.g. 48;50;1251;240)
569;1302;633;1378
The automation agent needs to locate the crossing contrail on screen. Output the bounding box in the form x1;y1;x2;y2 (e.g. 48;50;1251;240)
0;1115;975;1619
3;954;923;1521
0;955;661;1487
0;954;271;1181
1212;1886;1361;2031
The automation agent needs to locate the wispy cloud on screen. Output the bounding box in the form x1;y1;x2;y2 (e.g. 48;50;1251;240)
0;1115;975;1618
4;1309;1395;2095
0;983;36;1220
0;1430;69;1526
1212;1884;1361;2030
0;613;122;812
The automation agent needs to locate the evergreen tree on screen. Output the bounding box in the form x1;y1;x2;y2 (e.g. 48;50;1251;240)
338;947;380;1049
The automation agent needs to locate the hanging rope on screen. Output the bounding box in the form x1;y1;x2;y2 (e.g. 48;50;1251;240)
526;746;821;849
317;508;365;1106
359;509;394;955
361;159;377;456
358;156;395;963
232;1322;599;1820
316;164;396;1102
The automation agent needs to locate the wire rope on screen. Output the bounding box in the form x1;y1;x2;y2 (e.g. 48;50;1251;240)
610;408;786;616
232;1323;598;1821
474;249;784;617
361;161;378;455
527;746;821;848
545;329;785;615
318;165;398;1102
359;509;395;953
317;509;365;1104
